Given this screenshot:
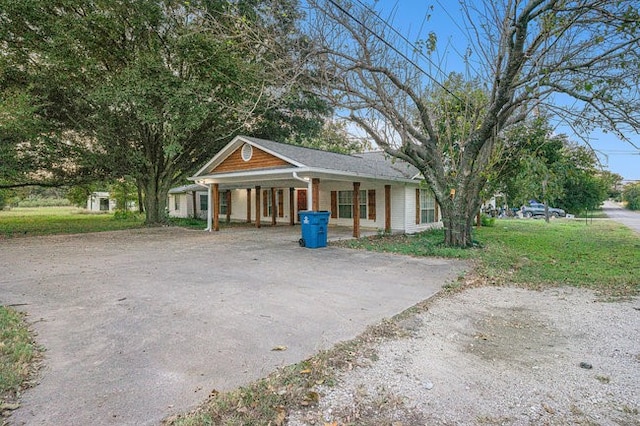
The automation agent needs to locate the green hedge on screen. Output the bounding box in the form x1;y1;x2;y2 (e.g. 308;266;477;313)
623;183;640;211
17;198;71;207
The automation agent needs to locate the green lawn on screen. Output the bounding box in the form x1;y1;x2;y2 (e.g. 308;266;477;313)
477;219;639;296
337;219;640;297
0;207;145;238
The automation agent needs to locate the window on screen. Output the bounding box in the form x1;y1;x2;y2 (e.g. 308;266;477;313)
200;194;208;212
277;189;284;217
220;191;228;215
419;189;435;223
337;190;367;219
174;194;180;211
241;143;253;161
263;189;274;217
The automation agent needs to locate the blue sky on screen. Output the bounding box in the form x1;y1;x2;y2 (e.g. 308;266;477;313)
331;0;640;181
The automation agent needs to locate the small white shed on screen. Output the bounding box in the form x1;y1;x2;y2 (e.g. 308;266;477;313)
86;192;116;212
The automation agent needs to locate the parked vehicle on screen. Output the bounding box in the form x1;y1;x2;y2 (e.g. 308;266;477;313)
521;202;566;218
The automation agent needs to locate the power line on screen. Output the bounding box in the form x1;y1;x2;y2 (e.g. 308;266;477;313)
319;0;463;102
352;0;482;79
351;0;450;80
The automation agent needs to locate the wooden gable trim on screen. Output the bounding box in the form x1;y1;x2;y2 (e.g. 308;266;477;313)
209;144;292;174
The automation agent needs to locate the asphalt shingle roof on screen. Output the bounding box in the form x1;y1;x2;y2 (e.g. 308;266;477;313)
168;183;207;194
242;136;420;180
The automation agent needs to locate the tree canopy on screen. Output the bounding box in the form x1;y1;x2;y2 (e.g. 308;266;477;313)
1;0;329;222
306;0;640;246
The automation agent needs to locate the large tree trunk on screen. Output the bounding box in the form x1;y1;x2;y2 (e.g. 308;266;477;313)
141;175;170;225
440;197;476;247
137;185;144;214
435;170;485;248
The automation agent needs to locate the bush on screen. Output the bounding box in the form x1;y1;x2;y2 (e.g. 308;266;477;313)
18;198;71;207
623;182;640;210
480;213;496;227
113;210;140;220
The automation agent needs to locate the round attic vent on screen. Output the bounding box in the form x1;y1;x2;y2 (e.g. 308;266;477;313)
241;143;253;161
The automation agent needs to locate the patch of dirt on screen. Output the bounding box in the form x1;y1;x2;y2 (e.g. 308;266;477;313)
288;286;640;425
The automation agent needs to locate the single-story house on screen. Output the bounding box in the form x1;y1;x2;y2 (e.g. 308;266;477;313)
175;135;441;237
168;184;208;219
86;192;116;212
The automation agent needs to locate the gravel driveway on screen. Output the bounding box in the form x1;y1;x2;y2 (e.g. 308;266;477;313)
289;286;640;425
0;226;466;425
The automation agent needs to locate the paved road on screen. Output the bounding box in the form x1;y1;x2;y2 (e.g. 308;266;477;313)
602;200;640;234
0;227;466;425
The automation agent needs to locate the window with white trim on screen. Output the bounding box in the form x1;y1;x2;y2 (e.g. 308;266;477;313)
220;191;228;215
199;194;208;212
337;190;367;219
419;189;436;223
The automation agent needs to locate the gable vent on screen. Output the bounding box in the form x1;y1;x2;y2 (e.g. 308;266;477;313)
241;143;253;161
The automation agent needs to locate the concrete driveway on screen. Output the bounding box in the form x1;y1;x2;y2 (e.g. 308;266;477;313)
0;226;467;425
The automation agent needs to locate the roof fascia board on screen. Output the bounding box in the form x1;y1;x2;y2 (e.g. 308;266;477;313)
193;136;307;177
192;135;247;177
245;139;306;167
190;166;418;185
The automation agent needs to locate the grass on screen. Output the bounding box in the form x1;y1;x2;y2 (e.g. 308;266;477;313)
573;208;609;219
476;220;639;296
336;219;639;297
0;307;41;405
0;207;145;238
334;227;478;259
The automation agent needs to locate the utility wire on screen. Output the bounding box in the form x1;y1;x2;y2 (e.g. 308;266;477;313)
351;0;451;80
320;0;463;102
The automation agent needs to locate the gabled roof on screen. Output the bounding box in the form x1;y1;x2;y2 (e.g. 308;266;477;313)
168;184;207;194
192;135;420;181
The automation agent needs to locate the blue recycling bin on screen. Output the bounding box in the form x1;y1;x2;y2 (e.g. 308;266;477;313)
298;211;330;248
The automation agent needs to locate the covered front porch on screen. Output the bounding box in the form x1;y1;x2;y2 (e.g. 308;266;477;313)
187;135;441;237
193;171;396;238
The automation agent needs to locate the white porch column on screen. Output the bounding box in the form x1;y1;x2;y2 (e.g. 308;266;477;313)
307;179;313;211
206;183;212;232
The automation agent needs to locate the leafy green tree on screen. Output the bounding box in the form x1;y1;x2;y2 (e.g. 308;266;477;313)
66;185;98;209
307;0;640;246
497;119;562;202
624;183;640;210
109;179;138;212
599;171;624;200
555;145;608;213
0;0;327;223
295;120;370;154
497;117;610;216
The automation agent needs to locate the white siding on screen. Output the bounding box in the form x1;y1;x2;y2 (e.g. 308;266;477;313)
390;185;407;232
168;193;189;218
86;192;115;212
403;186;443;234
